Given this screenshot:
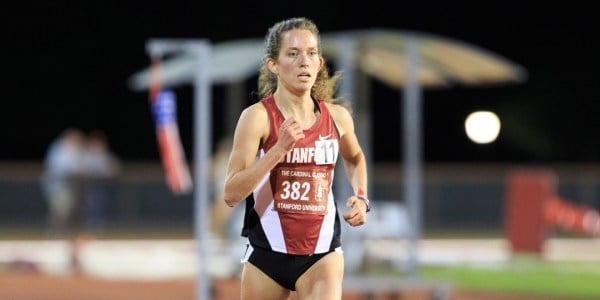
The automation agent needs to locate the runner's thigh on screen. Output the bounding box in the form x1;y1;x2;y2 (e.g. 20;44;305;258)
241;262;291;300
295;251;344;300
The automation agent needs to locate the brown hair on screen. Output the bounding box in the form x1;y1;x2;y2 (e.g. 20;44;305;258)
257;17;349;110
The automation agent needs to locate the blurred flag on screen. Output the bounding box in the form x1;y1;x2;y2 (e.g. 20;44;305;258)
545;197;600;237
149;58;193;195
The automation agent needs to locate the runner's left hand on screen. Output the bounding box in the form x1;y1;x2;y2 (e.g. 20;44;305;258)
343;196;367;227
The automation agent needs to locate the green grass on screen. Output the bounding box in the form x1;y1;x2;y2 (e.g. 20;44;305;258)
420;258;600;298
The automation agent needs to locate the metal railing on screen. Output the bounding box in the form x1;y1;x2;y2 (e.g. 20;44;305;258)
1;162;598;234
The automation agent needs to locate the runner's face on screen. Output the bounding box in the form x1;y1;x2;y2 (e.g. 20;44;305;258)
274;29;322;95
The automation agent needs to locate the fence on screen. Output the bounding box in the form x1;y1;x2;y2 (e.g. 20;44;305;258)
1;162;598;235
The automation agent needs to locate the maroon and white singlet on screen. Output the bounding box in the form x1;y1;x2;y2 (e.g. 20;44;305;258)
242;95;342;255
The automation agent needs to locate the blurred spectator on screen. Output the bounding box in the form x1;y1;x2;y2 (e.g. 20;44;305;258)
41;128;85;237
80;130;120;233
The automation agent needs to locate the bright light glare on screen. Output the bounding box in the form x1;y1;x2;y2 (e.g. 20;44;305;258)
465;111;501;144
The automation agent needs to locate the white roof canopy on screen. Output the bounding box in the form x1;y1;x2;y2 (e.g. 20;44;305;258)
127;29;527;91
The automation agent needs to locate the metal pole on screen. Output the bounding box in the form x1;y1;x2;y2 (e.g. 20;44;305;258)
193;42;212;300
145;38;212;300
334;35;357;200
403;36;422;276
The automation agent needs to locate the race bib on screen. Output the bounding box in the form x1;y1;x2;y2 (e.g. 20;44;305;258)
273;167;331;215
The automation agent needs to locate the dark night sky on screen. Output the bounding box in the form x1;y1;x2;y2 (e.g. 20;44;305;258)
4;1;600;163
